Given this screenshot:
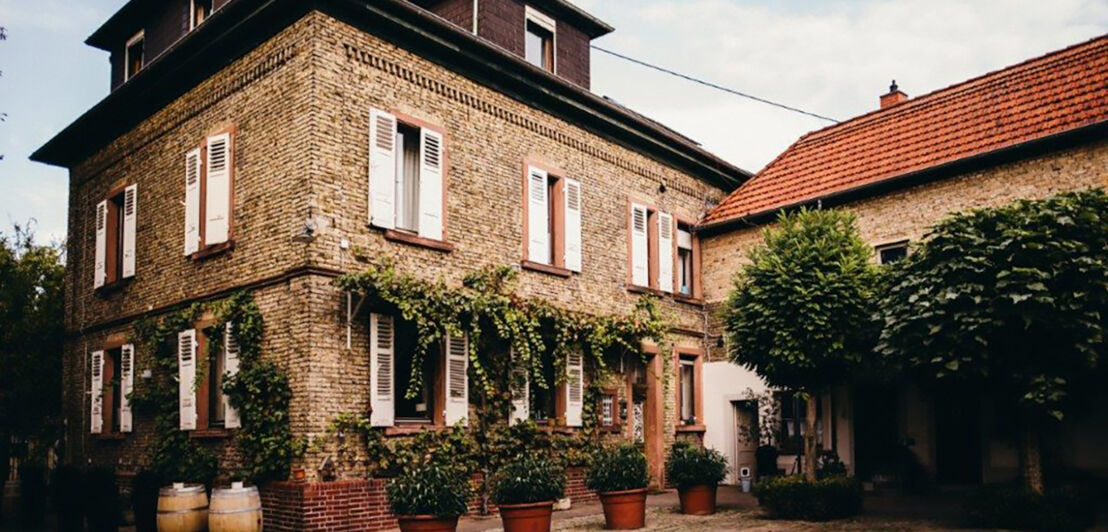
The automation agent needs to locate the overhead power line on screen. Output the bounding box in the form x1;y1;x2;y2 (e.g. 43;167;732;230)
591;45;840;123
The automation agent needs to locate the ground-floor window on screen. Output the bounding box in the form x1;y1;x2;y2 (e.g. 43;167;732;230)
777;391;823;455
394;318;436;423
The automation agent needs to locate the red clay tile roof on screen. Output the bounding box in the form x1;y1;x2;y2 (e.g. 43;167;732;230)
703;34;1108;225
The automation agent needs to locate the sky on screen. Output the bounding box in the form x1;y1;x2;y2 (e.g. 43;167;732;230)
0;0;1105;244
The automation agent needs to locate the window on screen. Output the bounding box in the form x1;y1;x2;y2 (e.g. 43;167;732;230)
599;392;619;429
877;241;908;264
629;203;676;293
777;391;822;455
191;0;213;29
524;7;555;72
183;130;234;257
177;327;240;431
677;224;695;296
369;109;445;243
523;163;582;273
94;185;137;289
369;314;469;427
679;357;695;422
90;345;133;435
531;355;557;423
675;350;702;427
125;31;144;81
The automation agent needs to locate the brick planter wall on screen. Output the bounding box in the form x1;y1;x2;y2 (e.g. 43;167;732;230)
261;468;595;532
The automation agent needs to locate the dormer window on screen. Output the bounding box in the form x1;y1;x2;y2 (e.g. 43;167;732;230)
524;7;555;72
124;31;144;81
191;0;213;30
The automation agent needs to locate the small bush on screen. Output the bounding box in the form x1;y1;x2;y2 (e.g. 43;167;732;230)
386;462;473;518
51;465;85;531
586;444;649;493
964;483;1099;532
492;455;565;505
753;475;863;521
665;441;728;490
131;470;164;532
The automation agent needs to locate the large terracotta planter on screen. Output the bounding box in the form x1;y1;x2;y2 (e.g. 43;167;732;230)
396;514;459;532
499;500;554;532
677;484;717;515
598;488;647;530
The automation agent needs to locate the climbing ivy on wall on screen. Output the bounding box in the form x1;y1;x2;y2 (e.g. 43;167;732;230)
129;292;304;485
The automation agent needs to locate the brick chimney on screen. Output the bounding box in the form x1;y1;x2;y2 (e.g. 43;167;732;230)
880;80;908;109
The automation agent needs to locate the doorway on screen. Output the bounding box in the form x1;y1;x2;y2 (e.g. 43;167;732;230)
934;390;982;485
733;400;759;481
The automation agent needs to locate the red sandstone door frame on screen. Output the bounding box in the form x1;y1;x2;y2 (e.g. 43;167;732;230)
642;344;665;488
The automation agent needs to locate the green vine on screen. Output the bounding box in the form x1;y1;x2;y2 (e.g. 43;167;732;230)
130;292;304;485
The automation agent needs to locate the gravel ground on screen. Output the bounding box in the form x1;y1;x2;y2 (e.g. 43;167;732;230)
546;507;968;532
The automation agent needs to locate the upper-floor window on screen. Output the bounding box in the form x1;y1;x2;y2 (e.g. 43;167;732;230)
191;0;213;29
177;326;241;432
125;31;144;81
368;109;446;244
877;241;908;264
94;185;137;290
677;223;696;296
183;129;235;257
628;203;674;292
522;163;582;274
524;7;556;72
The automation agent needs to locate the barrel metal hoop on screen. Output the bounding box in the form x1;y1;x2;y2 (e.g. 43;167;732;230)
210;506;262;516
157;507;209;515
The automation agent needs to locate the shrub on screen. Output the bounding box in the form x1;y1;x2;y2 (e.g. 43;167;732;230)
17;462;47;528
586;444;649;493
386;462;473;518
753;475;863;521
665;441;728;490
131;470;164;532
51;465;84;531
964;483;1099;532
85;466;120;532
492;455;566;505
755;445;779;478
816;451;847;479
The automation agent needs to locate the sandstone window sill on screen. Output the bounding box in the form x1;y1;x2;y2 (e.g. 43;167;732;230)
520;260;572;278
673;294;705;307
675;424;706;434
191;241;235;261
97;432;127;441
384;423;444;436
95;277;133;298
626;284;664;296
189;428;232;439
383;229;455;253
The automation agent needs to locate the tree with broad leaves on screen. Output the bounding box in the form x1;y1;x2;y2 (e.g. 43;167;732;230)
878;189;1108;494
724;208;880;481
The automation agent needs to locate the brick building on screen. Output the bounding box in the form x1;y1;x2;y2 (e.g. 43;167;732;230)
697;36;1108;486
32;0;750;528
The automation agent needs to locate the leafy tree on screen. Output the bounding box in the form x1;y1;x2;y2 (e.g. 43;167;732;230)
0;223;65;468
724;208;880;480
879;189;1108;493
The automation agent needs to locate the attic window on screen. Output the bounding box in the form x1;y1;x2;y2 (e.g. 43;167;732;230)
124;31;144;81
191;0;213;29
524;7;555;72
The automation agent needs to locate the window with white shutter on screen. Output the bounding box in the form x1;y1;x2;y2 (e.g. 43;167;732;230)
184;149;201;255
122;185;137;279
178;330;198;430
94;201;108;289
509;348;530;425
444;333;469;426
369;109;398;229
90;350;104;434
565;351;584;427
657;212;674;293
418;128;444;241
369;109;449;243
630;203;648;286
526;166;551;265
564;179;582;272
120;344;134;433
369;313;395;427
223;325;241;429
204;133;232;246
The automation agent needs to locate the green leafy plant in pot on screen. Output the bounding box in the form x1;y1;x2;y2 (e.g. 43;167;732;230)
387;463;473;532
586;445;650;530
665;441;728;515
492;455;565;532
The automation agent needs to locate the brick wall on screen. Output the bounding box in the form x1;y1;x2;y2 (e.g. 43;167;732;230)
425;0;474;31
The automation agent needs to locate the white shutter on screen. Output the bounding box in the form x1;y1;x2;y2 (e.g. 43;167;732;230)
509;348;530;425
630;203;648;286
94;201;107;289
204;133;232;245
565;351;584;427
90;350;104;434
658;212;674;293
369;109;398;229
418;128;444;241
527;167;550;264
223;325;241;429
178;330;197;431
120;344;134;433
444;333;469;426
184;149;202;255
122;185;137;278
369;314;395;427
564;179;582;272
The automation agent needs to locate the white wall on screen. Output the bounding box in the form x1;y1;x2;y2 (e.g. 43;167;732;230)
701;361;769;484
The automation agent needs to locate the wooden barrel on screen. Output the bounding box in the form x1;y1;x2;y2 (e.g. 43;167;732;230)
209;483;262;532
157;483;208;532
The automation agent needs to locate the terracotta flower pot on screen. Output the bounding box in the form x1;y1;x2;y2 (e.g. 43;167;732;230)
498;500;554;532
598;488;647;530
677;484;717;515
396;514;459;532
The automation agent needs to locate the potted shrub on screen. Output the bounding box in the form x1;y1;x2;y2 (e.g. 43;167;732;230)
665;441;728;515
387;463;473;532
586;445;650;530
492;455;565;532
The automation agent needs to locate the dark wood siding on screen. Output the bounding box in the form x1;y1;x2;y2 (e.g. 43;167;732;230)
475;0;591;89
109;0;191;90
425;0;474;30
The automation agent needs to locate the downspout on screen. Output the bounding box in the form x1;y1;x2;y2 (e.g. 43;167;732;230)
472;0;478;34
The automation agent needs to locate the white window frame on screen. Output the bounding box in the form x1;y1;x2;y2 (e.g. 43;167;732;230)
124;30;145;81
876;240;909;265
524;6;556;74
